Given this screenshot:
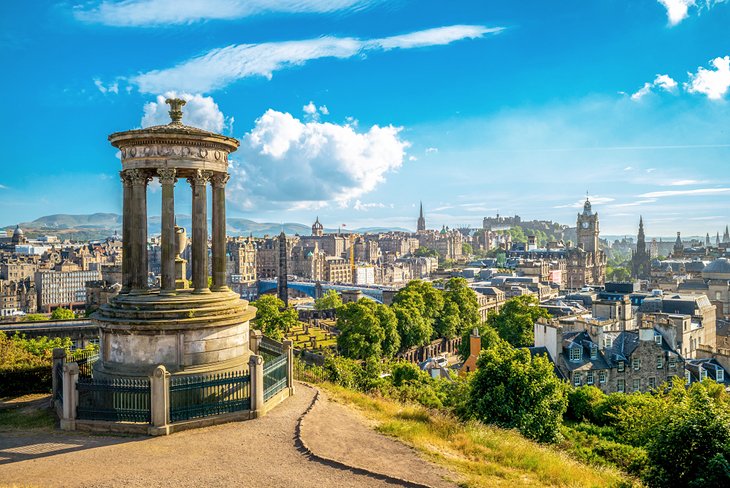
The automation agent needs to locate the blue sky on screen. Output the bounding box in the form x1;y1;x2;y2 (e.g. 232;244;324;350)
1;0;729;237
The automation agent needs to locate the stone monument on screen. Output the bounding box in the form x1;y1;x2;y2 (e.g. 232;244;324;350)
93;98;256;380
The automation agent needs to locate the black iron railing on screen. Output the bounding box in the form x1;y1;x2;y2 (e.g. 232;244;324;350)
69;350;99;379
76;377;151;423
53;360;64;403
169;371;251;423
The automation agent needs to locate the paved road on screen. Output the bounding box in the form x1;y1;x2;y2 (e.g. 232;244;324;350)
0;385;453;488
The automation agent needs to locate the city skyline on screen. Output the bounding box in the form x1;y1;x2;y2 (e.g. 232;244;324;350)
1;0;730;235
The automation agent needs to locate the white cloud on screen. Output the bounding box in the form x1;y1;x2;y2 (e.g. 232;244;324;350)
610;199;657;208
630;74;677;101
74;0;377;27
227;108;409;210
0;183;7;189
141;92;233;133
302;101;329;121
666;179;707;186
686;56;730;100
639;188;730;198
658;0;695;25
94;78;119;94
554;196;615;209
657;0;726;26
425;147;438;154
353;200;386;211
129;25;502;93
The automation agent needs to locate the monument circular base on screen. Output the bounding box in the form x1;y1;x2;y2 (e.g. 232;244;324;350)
92;289;256;380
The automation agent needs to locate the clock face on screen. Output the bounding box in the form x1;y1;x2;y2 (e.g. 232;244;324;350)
582;222;589;229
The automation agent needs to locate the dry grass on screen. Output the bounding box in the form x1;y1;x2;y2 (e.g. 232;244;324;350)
322;384;637;488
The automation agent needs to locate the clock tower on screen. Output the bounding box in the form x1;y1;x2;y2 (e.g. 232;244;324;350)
577;198;599;253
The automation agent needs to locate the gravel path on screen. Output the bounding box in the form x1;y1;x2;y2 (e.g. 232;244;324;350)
0;385;454;488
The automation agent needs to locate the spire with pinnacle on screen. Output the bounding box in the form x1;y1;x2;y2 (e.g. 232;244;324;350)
417;201;426;232
724;225;730;243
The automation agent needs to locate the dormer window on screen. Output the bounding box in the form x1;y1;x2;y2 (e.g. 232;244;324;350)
717;368;725;382
700;368;707;381
590;345;598;359
654;334;662;345
570;347;582;362
604;336;613;349
685;370;691;385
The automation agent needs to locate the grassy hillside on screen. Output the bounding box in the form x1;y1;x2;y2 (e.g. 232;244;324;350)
322;384;635;488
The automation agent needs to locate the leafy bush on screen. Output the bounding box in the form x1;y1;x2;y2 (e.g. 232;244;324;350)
566;386;606;423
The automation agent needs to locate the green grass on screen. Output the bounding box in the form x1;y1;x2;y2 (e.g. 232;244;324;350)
285;324;337;350
321;384;638;488
0;407;56;431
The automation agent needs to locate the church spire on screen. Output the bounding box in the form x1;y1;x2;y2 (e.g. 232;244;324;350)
417;201;426;232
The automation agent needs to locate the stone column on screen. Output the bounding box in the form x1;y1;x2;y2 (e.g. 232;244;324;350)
60;362;79;431
188;170;212;293
210;173;230;292
149;365;171;436
120;171;133;293
129;169;151;294
249;354;264;418
249;329;263;355
158;169;177;295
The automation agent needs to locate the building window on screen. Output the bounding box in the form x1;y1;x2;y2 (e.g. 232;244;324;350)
657;356;663;369
590;345;598;359
570;347;582;362
605;336;613;349
618;361;625;372
599;371;607;384
587;371;594;385
648;377;656;389
669;358;677;369
654;334;662;345
632;379;641;392
617;379;625;392
685;370;691;385
632;358;641;371
701;368;707;381
573;373;581;386
717;368;725;382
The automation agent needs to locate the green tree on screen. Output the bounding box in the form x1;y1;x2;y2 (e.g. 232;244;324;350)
314;289;343;310
414;246;438;258
462;242;473;255
362;300;400;358
50;308;75;320
606;266;631;282
393;303;432;350
23;314;48;322
393;280;443;324
252;295;298;341
439;277;479;338
643;383;730;487
336;301;384;360
488;295;550;348
467;341;568;443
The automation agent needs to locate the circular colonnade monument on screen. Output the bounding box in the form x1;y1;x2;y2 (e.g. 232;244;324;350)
93;99;256;380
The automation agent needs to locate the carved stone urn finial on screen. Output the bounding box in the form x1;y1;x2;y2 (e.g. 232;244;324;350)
165;98;186;125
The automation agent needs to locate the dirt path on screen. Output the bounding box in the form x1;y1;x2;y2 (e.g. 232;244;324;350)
0;384;455;488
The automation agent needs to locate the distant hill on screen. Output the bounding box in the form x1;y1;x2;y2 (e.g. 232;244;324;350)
3;213;408;240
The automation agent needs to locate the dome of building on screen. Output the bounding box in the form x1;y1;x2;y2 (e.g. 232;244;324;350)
702;258;730;280
13;225;24;237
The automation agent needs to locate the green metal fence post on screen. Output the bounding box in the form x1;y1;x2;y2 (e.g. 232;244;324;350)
249;354;264;418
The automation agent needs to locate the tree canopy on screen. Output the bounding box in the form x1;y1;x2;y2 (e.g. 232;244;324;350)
314;289;343;310
336;299;400;360
251;295;298;341
488;295;550;348
467;339;567;443
50;308;75;320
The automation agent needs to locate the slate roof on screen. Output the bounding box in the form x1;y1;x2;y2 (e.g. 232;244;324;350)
685;358;730;386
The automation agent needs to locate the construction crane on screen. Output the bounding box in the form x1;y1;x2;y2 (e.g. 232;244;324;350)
349;233;356;284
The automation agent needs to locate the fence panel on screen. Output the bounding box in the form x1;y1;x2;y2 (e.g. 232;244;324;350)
76;378;151;423
53;360;64;403
169;371;251;423
70;351;99;379
263;354;288;402
293;357;329;384
260;338;283;362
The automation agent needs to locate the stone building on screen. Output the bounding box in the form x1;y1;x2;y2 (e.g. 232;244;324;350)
565;198;607;288
324;256;351;283
0;278;36;317
35;264;101;312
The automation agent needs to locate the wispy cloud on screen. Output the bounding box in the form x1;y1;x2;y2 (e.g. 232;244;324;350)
74;0;379;27
639;188;730;198
554;196;615;209
610;199;657;208
128;25;502;93
353;200;387;211
657;0;727;26
630;74;677;101
665;179;708;186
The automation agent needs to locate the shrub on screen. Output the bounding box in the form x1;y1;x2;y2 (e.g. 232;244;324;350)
566;386;606;423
